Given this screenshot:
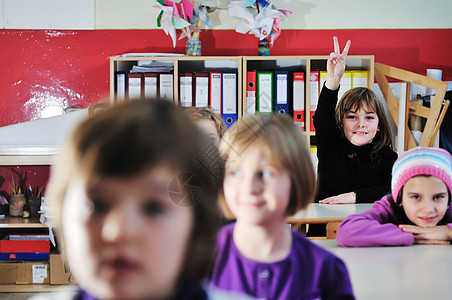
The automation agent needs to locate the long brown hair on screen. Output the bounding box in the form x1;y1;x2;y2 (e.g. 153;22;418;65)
335;87;393;162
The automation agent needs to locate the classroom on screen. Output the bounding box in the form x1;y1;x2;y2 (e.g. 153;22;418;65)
0;1;451;299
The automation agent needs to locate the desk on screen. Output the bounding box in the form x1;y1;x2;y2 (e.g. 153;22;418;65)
314;240;451;300
288;203;373;224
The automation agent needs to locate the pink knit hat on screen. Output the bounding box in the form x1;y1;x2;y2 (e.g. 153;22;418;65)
391;147;452;201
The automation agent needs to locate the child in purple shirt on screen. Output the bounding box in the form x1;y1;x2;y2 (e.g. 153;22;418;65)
337;147;452;247
208;113;355;300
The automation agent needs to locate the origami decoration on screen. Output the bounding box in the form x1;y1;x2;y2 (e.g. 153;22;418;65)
154;0;220;47
228;0;292;45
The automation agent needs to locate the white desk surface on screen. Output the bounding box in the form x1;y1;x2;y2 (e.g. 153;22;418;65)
314;239;451;300
288;203;373;224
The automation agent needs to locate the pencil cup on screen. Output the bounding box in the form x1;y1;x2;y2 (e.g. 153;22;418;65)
258;38;270;56
27;197;42;217
9;194;26;217
186;39;201;56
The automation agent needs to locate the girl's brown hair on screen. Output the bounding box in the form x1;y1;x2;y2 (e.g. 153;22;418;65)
335;87;393;162
218;113;316;219
46;100;223;286
184;106;226;138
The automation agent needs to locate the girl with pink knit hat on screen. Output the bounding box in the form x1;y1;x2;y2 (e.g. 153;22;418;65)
337;147;452;247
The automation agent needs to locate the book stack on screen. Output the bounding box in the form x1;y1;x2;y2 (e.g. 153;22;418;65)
0;234;51;260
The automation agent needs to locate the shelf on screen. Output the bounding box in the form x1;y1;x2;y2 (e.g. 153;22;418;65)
0;284;76;292
0;216;47;229
0;146;58;165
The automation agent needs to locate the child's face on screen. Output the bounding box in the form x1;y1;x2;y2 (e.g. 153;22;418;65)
196;119;220;147
62;165;194;300
401;176;449;228
342;104;379;146
223;145;291;225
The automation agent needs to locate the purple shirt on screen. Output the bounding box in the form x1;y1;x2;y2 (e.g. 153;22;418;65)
208;223;355;300
337;195;447;247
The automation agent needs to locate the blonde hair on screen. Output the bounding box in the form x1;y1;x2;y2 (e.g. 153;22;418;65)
184;107;226;138
219;113;316;218
46;100;223;285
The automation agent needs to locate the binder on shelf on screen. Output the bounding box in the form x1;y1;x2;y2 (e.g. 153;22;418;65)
310;70;319;131
143;72;158;99
194;72;209;107
319;71;328;91
352;70;369;88
257;71;273;114
0;252;50;260
293;72;305;130
159;73;174;101
275;70;289;115
209;72;222;115
222;72;238;128
0;239;50;253
179;72;193;108
115;71;127;101
338;71;352;100
127;73;143;100
246;70;257;115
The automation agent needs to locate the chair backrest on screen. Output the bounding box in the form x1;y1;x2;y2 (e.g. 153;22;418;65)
374;62;449;149
326;221;341;239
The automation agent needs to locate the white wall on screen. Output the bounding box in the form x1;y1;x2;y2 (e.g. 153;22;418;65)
2;0;452;30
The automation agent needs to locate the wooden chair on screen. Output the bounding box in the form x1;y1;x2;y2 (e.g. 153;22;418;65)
374;63;450;150
326;221;341;239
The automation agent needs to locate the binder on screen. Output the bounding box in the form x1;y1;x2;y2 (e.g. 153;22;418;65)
320;71;328;91
179;72;193;108
127;73;143;100
115;71;126;101
275;70;289;115
222;72;238;128
352;70;369;88
194;72;209;107
209;72;222;115
338;71;352;100
309;70;319;131
159;73;174;101
143;73;158;99
293;72;305;130
257;71;273;114
246;70;257;115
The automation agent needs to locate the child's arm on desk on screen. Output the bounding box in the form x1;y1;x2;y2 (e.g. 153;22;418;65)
399;224;452;245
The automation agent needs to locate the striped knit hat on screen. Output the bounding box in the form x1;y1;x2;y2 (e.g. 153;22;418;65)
391;147;452;201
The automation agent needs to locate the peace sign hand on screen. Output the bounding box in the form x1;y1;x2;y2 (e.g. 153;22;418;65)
325;36;351;90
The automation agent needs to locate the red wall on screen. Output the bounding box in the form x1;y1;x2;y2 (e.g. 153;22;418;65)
1;28;451;127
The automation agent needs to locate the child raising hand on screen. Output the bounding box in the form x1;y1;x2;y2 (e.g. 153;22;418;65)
337;147;452;247
314;36;398;204
208;114;355;300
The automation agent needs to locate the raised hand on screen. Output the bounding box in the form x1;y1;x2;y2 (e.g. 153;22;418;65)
325;36;351;90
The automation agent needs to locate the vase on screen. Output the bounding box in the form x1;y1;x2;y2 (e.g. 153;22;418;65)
258;38;270;56
186;39;201;56
9;194;26;217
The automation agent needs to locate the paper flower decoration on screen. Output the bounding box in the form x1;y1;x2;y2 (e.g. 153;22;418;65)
228;0;292;44
154;0;219;47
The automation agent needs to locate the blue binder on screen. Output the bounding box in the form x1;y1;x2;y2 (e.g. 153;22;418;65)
275;70;290;115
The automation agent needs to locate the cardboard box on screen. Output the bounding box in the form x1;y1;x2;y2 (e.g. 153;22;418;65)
50;253;76;285
0;261;49;284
